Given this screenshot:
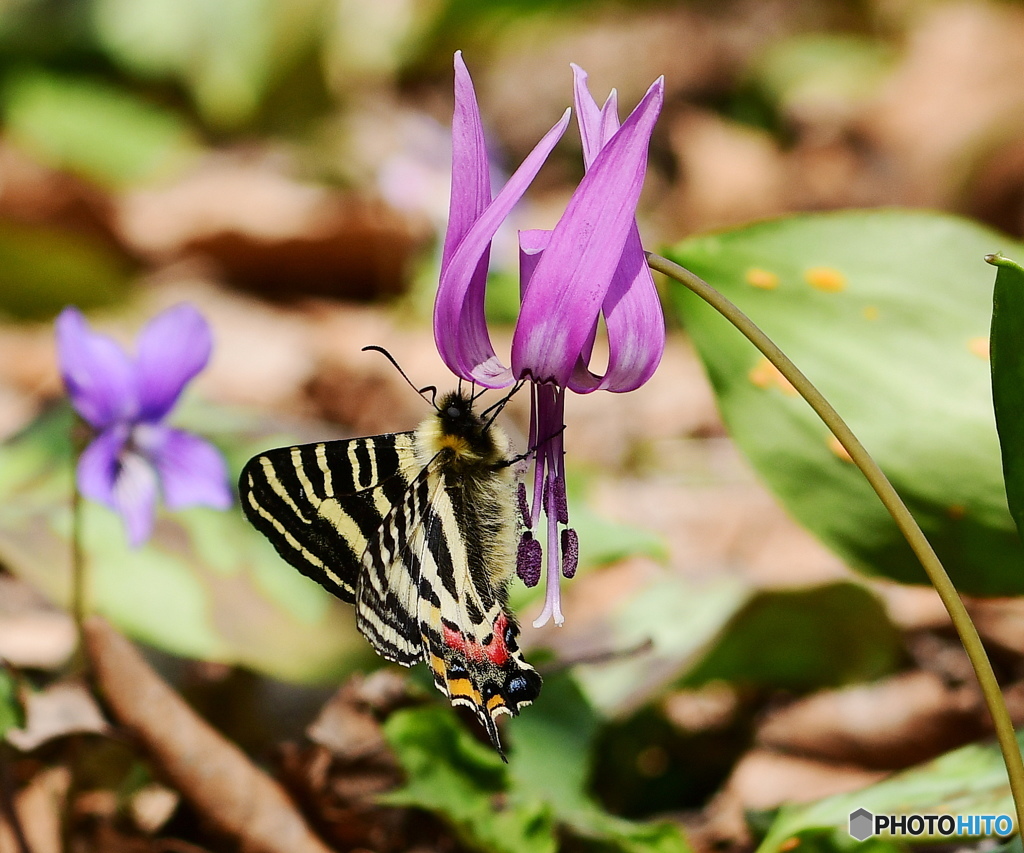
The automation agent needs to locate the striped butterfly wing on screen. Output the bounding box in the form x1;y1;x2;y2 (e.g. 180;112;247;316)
239;433;424;661
241;422;542;756
359;461;539;752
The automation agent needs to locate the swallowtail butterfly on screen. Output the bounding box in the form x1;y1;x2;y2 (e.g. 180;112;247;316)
239;388;541;756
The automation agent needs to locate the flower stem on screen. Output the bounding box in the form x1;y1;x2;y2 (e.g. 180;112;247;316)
70;419;90;671
646;251;1024;832
72;485;84;633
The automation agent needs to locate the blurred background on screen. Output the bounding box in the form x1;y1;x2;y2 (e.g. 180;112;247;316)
4;0;1024;851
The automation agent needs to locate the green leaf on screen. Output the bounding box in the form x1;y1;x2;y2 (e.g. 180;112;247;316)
575;578;901;714
573;575;749;716
0;223;132;321
91;0;329;131
382;706;558;853
989;253;1024;547
664;210;1024;594
0;404;369;684
757;730;1024;852
684;583;905;692
3;72;197;188
751;34;895;114
0;668;25;737
508;672;691;853
383;675;690;853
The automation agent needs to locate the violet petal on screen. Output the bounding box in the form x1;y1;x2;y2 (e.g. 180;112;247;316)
77;427;158;547
511;77;664;386
77;426;129;507
113;450;159;547
136;304;213;422
137;424;232;510
56;308;138;429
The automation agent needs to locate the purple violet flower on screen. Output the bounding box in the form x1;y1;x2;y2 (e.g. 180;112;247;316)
56;304;232;547
434;54;665;627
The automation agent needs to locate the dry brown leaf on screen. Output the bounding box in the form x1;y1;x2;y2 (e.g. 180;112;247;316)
117;153;425;301
0;613;76;671
723;748;886;811
6;679;109;751
83;617;333;853
756;670;985;770
0;766;67;853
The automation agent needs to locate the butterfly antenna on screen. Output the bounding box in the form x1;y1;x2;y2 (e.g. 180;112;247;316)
481;380;525;428
361;345;437;408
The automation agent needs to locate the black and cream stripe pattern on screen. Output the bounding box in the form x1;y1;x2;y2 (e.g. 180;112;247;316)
239;390;543;757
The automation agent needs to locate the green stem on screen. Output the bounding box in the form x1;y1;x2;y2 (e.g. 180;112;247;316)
647;251;1024;834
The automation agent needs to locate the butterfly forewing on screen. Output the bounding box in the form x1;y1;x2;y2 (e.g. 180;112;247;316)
240;433;420;604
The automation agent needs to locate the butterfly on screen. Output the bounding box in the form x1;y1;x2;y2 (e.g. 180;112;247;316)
238;384;541;757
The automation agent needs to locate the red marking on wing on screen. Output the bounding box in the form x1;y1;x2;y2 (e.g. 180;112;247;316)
442;615;510;666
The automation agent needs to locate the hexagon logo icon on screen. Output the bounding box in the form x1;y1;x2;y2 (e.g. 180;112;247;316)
849;808;874;841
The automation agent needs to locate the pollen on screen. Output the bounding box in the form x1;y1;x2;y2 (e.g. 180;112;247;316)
805;266;846;292
748;357;797;396
827;435;853;463
948;504;966;520
745;267;779;289
968;336;989;360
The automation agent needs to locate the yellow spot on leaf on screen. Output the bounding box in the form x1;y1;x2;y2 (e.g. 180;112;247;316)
745;267;779;289
863;305;879;321
968;336;989;360
827;435;853;463
948;504;966;520
805;266;846;292
749;357;798;396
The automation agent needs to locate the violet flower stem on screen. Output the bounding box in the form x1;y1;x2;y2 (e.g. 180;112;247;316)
646;250;1024;832
70;420;88;651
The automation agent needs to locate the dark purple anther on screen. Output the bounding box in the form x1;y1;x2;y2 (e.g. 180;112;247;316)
561;528;578;578
516;532;543;587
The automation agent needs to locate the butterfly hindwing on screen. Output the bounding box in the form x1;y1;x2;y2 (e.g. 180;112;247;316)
355;464;436;665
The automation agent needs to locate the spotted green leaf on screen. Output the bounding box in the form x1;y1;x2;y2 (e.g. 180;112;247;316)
664;211;1024;594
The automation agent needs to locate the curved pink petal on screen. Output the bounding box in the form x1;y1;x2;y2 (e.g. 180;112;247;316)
566;68;663;392
136;304;212;421
56;308;137;429
572;64;622;168
434;108;570;387
511;77;664;387
567;226;664;392
137;425;232;510
441;52;491;270
518;229;550;298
